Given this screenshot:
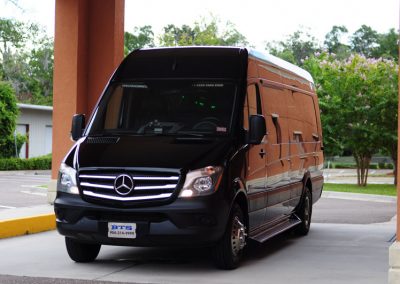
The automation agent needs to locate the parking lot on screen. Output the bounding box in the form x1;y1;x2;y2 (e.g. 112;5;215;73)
0;171;50;209
0;193;396;284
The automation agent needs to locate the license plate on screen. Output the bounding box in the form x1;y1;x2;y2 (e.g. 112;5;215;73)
108;222;136;239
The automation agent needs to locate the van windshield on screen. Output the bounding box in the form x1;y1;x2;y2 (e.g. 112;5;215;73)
87;80;236;137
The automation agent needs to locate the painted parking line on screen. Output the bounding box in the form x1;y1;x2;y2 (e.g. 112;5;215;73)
20;191;47;197
0;176;50;180
20;185;47;189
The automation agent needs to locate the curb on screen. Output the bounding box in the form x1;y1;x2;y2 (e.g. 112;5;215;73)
0;213;56;239
322;191;397;203
0;170;51;176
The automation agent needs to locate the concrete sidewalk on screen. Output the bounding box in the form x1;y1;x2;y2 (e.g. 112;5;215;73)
0;190;396;283
324;168;394;184
0;221;394;283
322;191;397;203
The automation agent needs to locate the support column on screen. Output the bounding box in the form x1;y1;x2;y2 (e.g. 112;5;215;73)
48;0;124;203
388;17;400;282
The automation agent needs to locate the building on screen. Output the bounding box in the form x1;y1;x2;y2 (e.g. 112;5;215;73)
16;103;53;159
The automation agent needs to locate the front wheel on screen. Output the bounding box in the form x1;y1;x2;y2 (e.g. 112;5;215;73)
213;204;247;270
295;188;312;236
65;237;101;263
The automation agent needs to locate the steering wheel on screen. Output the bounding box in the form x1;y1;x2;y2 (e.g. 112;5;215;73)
192;117;220;130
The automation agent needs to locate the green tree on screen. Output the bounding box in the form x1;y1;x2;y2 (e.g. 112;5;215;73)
350;25;379;57
159;17;248;47
324;25;351;59
373;28;399;61
266;29;320;66
28;37;54;104
369;58;398;184
0;18;53;105
0;81;25;158
124;25;155;55
0;18;26;53
304;53;398;186
160;24;196;46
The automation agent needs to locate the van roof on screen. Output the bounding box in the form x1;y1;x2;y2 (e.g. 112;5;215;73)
118;47;314;83
248;49;314;84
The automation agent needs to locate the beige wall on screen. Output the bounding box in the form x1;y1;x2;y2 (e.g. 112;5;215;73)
17;107;53;158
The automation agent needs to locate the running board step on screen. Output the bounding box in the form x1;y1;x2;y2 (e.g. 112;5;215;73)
249;217;302;243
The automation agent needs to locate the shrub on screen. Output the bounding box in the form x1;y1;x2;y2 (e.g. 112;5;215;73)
369;164;378;170
0;81;21;158
0;133;26;158
0;154;51;170
332;162;356;169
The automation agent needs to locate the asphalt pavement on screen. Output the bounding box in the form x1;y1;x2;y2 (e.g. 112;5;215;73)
0;170;50;209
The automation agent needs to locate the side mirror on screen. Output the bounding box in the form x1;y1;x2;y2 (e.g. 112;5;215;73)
248;115;266;145
71;114;85;141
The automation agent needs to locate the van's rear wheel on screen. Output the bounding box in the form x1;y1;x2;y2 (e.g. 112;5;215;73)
213;204;246;270
65;237;101;262
295;187;312;236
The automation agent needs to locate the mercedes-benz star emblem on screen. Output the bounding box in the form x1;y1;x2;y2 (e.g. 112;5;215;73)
114;174;134;196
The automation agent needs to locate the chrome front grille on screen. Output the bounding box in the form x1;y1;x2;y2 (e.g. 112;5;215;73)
78;169;180;203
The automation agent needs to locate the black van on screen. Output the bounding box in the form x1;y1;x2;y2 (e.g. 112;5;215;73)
55;47;324;269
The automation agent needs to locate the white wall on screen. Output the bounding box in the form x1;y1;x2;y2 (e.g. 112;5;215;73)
17;106;53;158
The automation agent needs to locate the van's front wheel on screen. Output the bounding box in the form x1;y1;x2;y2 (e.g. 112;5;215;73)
213;204;246;270
65;237;101;262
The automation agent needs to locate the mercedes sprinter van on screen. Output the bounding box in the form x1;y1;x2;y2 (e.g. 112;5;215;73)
55;47;324;269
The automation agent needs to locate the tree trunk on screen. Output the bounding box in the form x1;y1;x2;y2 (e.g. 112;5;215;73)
362;156;371;186
354;153;371;187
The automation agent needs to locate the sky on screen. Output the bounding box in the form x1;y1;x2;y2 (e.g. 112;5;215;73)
0;0;398;49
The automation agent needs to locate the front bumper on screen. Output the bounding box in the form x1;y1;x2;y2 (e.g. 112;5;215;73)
54;192;229;247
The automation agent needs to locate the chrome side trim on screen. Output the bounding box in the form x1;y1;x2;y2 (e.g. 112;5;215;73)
83;190;172;201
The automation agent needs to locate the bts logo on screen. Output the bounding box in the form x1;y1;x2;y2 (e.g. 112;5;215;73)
111;225;133;231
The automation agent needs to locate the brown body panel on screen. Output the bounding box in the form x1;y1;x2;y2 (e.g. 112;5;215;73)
245;55;323;232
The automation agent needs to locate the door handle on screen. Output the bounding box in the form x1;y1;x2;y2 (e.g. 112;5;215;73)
259;149;266;158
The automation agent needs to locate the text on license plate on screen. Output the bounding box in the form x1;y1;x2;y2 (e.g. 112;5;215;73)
108;222;136;239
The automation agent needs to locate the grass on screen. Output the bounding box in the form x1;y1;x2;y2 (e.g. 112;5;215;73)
324;183;397;196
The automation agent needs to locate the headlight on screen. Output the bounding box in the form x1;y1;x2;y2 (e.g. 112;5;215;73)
179;166;223;198
57;163;79;194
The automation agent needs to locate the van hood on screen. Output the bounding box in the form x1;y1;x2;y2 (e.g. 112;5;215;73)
75;135;234;171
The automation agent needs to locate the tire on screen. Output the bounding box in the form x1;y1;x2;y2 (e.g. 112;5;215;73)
65;237;101;263
295;187;312;236
213;204;247;270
